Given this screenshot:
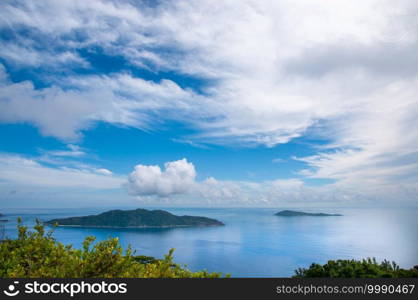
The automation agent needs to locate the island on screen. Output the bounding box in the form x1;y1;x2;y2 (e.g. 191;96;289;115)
0;213;7;222
275;210;342;217
45;208;224;228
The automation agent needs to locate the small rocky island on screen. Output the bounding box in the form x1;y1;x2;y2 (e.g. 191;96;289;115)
275;210;342;217
0;212;8;222
46;208;224;228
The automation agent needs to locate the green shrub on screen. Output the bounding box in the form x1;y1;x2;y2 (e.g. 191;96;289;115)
0;219;225;278
294;258;418;278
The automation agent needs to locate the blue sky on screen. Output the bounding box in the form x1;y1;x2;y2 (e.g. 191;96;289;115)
0;0;417;208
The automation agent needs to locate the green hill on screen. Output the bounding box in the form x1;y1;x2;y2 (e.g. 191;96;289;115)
46;208;224;228
275;210;342;217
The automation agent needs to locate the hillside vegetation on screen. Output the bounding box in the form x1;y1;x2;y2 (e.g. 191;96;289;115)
294;259;418;278
275;210;342;217
46;208;224;228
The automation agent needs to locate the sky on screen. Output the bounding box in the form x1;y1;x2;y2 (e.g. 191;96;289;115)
0;0;417;208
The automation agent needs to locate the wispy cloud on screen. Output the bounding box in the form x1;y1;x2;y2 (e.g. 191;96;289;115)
46;144;86;157
0;153;123;189
0;0;417;203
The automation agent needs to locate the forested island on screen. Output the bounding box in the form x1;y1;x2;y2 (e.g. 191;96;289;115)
275;210;342;217
45;208;224;228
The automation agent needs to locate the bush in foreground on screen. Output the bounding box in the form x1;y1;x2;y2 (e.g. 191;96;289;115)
294;258;418;278
0;219;224;278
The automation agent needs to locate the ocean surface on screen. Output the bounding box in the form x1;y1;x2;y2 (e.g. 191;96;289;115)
1;207;418;277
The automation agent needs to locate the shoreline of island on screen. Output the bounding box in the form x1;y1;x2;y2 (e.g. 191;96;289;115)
274;210;342;217
46;223;224;229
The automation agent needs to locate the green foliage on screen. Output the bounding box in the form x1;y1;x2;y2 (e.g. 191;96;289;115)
294;258;418;278
132;255;161;265
0;219;225;278
46;208;224;227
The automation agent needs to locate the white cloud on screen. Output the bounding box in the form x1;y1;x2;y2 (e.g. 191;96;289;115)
1;0;418;202
127;159;257;204
126;159;405;206
0;153;415;206
95;168;113;175
0;153;123;189
5;0;417;145
0;44;88;68
295;79;418;196
126;159;259;203
0;65;204;141
127;158;196;198
47;144;86;157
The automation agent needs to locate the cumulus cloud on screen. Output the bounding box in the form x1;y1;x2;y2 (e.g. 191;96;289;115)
126;159;253;203
127;159;253;203
127;158;196;198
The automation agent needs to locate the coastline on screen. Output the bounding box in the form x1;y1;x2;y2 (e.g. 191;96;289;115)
44;223;224;229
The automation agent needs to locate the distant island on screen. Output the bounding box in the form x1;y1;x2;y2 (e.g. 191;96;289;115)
0;212;7;222
275;210;342;217
45;208;224;228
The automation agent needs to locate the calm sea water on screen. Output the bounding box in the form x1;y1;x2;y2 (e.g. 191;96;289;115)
1;207;418;277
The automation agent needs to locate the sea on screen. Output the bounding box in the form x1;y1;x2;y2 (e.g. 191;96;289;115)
1;207;418;277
